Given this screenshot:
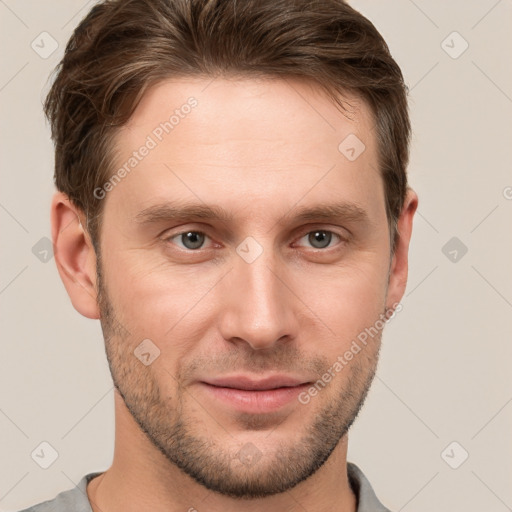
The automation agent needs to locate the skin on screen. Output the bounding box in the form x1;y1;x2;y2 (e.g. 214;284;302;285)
51;76;417;512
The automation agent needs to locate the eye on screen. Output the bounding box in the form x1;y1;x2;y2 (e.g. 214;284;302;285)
296;229;343;250
167;231;211;250
164;228;345;253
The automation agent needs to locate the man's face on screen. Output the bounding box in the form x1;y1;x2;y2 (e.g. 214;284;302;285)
96;77;396;498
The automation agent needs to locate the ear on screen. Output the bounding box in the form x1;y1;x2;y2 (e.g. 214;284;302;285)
51;191;100;319
386;188;418;309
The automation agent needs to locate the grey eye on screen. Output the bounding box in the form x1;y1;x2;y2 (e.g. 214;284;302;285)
174;231;206;250
308;230;332;249
298;230;341;249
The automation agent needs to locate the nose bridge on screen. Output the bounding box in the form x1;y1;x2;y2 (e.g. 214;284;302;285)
218;236;296;350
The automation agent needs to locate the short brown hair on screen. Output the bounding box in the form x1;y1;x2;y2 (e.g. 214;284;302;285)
45;0;410;251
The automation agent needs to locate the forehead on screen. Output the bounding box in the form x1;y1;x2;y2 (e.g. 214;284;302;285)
121;75;374;151
106;76;383;225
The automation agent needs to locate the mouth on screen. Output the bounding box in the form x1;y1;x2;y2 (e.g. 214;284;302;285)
198;375;312;414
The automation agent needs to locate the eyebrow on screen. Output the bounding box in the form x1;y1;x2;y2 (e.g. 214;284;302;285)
135;202;235;224
134;200;369;227
285;202;369;224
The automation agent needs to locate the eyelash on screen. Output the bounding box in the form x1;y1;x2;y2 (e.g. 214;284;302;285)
163;227;346;252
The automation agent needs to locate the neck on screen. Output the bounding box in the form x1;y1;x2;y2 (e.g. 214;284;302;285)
87;392;357;512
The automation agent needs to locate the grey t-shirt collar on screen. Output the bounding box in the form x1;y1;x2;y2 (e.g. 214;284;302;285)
347;462;392;511
21;462;391;511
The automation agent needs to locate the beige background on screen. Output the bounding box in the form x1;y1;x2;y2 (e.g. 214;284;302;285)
1;1;511;510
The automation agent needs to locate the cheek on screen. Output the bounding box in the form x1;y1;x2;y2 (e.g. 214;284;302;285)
104;253;218;349
301;256;389;346
102;234;390;358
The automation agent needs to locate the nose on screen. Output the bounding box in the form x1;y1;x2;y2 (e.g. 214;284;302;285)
217;244;299;351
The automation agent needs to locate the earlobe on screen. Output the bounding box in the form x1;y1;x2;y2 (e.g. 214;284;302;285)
51;192;100;319
386;188;419;309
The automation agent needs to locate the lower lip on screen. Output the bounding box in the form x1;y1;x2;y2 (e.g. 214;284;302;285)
199;383;310;414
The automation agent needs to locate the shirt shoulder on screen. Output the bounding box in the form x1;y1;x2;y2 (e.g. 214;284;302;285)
17;473;102;512
348;462;393;512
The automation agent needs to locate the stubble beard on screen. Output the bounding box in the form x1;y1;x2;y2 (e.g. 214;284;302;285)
96;261;381;499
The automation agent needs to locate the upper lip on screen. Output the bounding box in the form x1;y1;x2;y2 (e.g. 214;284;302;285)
202;375;310;391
